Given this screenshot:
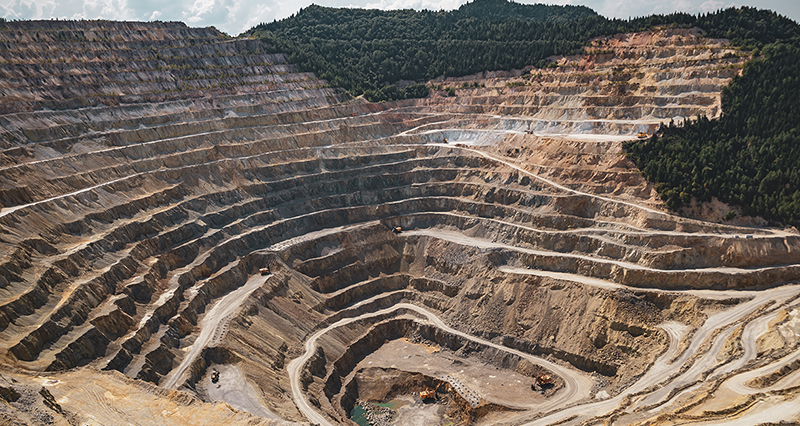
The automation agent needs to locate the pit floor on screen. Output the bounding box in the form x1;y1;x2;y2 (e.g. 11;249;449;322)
357;338;546;409
393;395;448;426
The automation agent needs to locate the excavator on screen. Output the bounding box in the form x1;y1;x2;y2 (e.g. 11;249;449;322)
419;382;444;401
419;388;436;400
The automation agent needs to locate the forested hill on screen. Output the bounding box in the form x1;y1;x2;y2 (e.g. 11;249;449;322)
625;40;800;225
246;0;625;100
619;9;800;226
453;0;596;22
248;0;800;225
247;1;797;102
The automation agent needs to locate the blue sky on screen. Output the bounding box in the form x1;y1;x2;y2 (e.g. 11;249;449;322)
1;0;798;36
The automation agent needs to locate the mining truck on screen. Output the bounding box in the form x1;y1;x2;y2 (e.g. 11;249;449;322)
532;373;553;391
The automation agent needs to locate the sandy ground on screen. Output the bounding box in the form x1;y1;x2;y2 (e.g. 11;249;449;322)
287;304;593;426
358;338;545;409
0;367;284;426
203;364;279;419
392;395;447;426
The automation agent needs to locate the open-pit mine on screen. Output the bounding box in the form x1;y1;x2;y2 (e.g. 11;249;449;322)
0;20;799;426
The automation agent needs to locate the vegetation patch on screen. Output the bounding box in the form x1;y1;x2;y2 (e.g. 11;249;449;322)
250;1;800;223
626;37;800;224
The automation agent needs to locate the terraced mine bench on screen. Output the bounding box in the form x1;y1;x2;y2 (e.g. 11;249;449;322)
0;20;799;426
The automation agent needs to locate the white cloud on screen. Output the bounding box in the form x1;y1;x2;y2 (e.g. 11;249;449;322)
78;0;135;20
362;0;465;11
699;0;729;13
587;0;735;19
184;0;215;22
192;0;215;16
148;9;161;20
1;0;56;19
230;0;274;33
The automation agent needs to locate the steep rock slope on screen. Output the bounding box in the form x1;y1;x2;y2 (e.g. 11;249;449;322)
0;21;798;426
412;27;746;206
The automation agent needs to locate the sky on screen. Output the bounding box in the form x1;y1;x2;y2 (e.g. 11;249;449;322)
1;0;798;37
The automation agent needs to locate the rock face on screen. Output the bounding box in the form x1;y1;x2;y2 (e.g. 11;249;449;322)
0;20;799;426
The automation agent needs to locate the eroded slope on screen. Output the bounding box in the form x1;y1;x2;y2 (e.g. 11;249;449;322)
0;21;798;426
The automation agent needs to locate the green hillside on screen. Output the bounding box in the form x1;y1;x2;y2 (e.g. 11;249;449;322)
246;0;629;101
453;0;596;22
623;9;800;225
625;39;800;224
249;1;800;224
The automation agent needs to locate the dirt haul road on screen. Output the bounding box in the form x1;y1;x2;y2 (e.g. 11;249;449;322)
517;278;800;425
424;142;797;237
163;272;274;390
401;227;800;424
405;228;791;276
287;303;595;426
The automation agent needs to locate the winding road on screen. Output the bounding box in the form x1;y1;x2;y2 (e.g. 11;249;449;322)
281;217;800;426
286;302;595;426
286;286;800;426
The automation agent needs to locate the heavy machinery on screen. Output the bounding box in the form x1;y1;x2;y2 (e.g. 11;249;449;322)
636;131;648;139
420;382;446;401
259;266;270;275
532;373;554;392
419;388;436;400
